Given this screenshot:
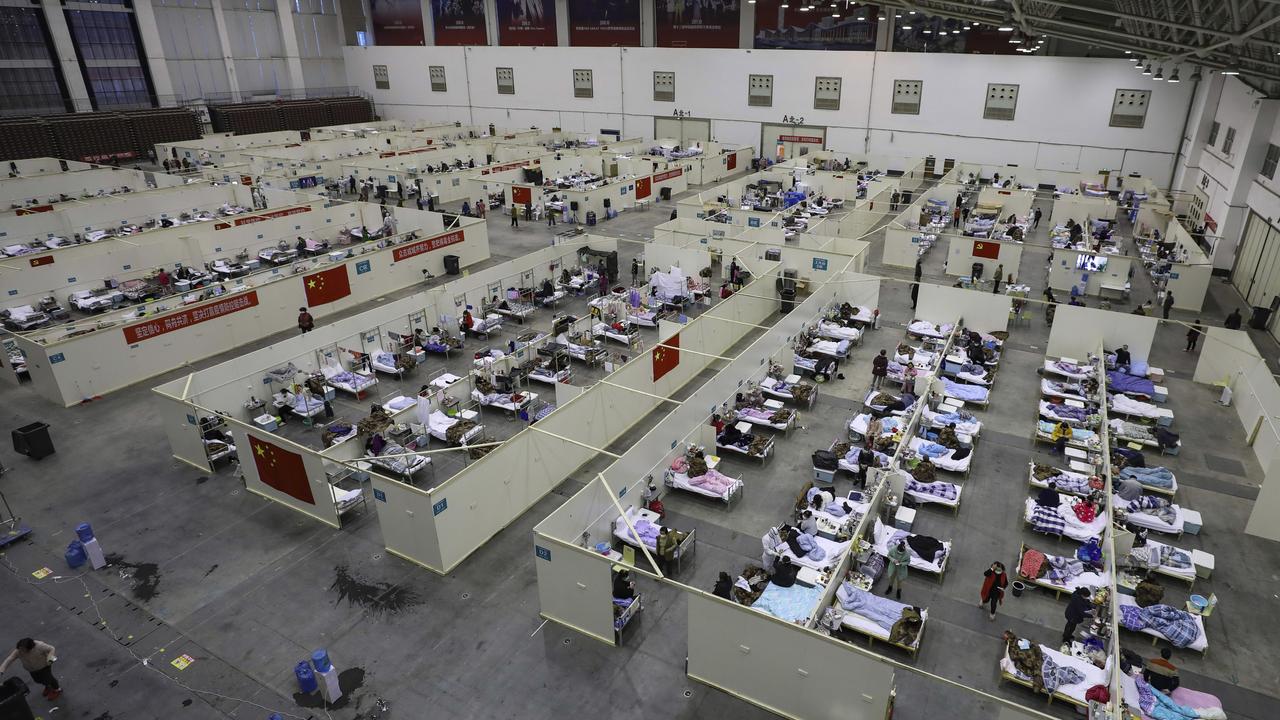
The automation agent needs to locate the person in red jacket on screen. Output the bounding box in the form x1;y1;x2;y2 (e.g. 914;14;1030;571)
979;561;1008;621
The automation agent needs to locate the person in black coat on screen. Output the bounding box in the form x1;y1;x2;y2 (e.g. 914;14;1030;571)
771;556;799;588
1062;587;1094;645
712;572;733;600
1225;308;1242;330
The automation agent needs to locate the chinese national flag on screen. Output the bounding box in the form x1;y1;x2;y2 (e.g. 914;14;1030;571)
727;153;737;171
303;265;351;306
635;176;652;200
653;333;681;382
972;240;1000;260
247;435;315;505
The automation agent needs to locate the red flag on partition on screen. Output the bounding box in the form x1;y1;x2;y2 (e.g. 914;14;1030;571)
653;333;681;382
635;176;652;200
303;265;351;306
247;435;315;505
972;240;1000;260
727;153;738;171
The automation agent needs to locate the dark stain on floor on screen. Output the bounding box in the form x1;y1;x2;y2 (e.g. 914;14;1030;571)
330;565;421;616
182;699;193;707
104;553;161;602
292;666;366;709
195;476;208;485
202;564;219;578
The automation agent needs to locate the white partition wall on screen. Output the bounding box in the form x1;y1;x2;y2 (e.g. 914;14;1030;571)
916;284;1012;333
882;224;924;268
533;536;617;645
687;593;895;720
1047;305;1157;361
644;244;711;275
154;390;213;473
1047;248;1133;297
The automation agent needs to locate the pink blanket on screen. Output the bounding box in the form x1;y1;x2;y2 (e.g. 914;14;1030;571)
689;468;737;494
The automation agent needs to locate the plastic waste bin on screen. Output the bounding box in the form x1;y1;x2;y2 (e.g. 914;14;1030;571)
1249;305;1273;330
0;676;35;720
779;287;797;314
12;422;53;460
443;255;460;276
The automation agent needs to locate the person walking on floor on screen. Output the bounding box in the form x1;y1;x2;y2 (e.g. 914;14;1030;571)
1062;587;1094;647
871;349;889;389
1;638;60;700
952;207;961;228
631;258;639;286
979;561;1008;621
992;264;1004;294
547;206;557;226
297;307;314;334
1225;308;1242;330
1032;207;1042;230
914;259;923;283
1162;291;1175;320
1185;320;1204;352
510;204;519;228
910;282;919;310
884;540;910;600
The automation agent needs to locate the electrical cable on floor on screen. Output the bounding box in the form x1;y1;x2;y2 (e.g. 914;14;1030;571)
0;551;340;720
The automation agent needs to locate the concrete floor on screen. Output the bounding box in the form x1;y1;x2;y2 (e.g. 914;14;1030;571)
1;178;1278;720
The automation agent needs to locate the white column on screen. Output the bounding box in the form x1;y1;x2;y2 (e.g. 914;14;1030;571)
556;0;568;46
275;2;308;94
39;0;92;111
738;0;752;49
132;0;177;104
420;0;435;44
641;0;654;46
209;1;242;100
484;0;499;45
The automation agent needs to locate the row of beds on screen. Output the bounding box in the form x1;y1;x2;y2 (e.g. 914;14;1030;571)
999;355;1220;716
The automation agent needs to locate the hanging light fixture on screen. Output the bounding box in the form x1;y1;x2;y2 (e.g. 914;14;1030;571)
1189;66;1203;82
1142;63;1153;75
1154;67;1164;80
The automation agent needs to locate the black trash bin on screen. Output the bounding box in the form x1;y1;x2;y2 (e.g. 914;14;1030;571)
1250;305;1273;330
12;422;53;460
660;186;672;201
443;255;460;276
0;676;35;720
779;287;797;314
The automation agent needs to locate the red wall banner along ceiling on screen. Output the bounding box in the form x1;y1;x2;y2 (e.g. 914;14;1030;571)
655;1;740;48
496;0;557;46
432;0;488;46
566;0;640;47
369;0;425;45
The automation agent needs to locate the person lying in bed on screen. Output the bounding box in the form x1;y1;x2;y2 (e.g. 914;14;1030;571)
937;424;962;450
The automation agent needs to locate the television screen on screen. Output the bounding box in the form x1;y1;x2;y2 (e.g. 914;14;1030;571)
1076;254;1108;272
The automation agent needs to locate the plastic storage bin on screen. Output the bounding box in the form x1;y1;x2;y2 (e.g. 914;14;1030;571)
12;422;53;460
0;676;35;720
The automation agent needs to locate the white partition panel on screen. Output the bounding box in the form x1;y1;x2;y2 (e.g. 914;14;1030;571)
369;471;445;570
687;593;895;720
882;225;924;268
1193;328;1261;385
916;284;1012;333
1047;305;1157;362
1047;249;1133;297
154;390;212;473
533;535;617;645
1247;453;1280;542
644;244;710;275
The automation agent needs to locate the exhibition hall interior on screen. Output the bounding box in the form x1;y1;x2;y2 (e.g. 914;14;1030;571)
2;1;1280;719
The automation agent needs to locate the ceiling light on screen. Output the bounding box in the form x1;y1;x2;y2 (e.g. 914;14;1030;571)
1009;37;1022;44
833;13;841;17
857;16;865;20
1168;68;1180;83
922;29;932;34
1124;50;1131;55
998;24;1014;31
1189;66;1203;82
1129;56;1140;62
1154;67;1164;80
901;25;912;29
1142;63;1153;75
1221;70;1240;75
909;10;916;14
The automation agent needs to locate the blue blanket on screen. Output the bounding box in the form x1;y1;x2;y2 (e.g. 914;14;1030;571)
1121;466;1175;489
916;441;950;458
942;378;989;402
1108;370;1156;396
1119;603;1199;648
753;582;825;623
836;585;906;631
794;532;826;561
1132;676;1205;720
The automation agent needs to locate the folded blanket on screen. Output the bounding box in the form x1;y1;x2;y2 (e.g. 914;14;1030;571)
1030;505;1066;536
1041;656;1085;693
906;479;958;501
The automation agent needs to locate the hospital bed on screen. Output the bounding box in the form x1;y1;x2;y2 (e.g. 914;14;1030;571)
427;409;485;446
716;423;774;462
847;413;906;444
257;247;297;265
1043;358;1096;381
1023;496;1107;543
751;581;826;625
733;404;796;435
1109;393;1174;426
1120;673;1225;720
428;370;467;391
816;320;862;344
1114;495;1192;536
834;304;874;327
906;436;973;478
381;395;417;413
1033;421;1099;450
370;350;411;379
626;306;666;328
871;518;950;580
472;348;506;369
366;443;432;484
862;389;916;417
759;376;818;409
830;442;891;477
203;437;236;465
940;356;993;386
513;330;549;352
1038;400;1096;427
921;406;982;437
2;305;49;331
906;320;955;340
613;506;696;575
528;357;571;385
664;465;744;504
275;391;326;420
771;531;851;571
549;333;606;366
792;352;837;382
328;484;365;518
492;299;536;324
320;365;379;399
903;478;963;514
1117;466;1178;497
593;321;640;346
68;289;122;312
471;389;536;418
836;586;928;657
998;641;1111;707
1108;419;1168;449
560;270;598;294
1125;538;1198;588
1016;544;1110;600
1041;378;1093;402
537;288;568;307
805;338;853;360
1117;595;1209;652
940;378;989;407
1027;464;1096;497
464;313;504;338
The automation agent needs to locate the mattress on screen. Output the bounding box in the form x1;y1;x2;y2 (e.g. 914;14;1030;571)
808;339;851;357
1145;540;1196;580
1041;379;1088;401
999;644;1109;704
872;519;949;574
668;470;742;501
863;390;913;416
1044;359;1094;381
904;481;962;508
841;605;929;647
430;372;465;389
1117;595;1209;651
752;581;826;624
907;321;954;339
921;407;982;436
385;395;416;412
1023;497;1107;543
774;534;851;571
817;321;862;342
1115;496;1185;534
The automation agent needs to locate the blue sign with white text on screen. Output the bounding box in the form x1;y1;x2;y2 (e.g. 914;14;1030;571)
535;545;551;561
356;260;371;274
433;498;448;515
